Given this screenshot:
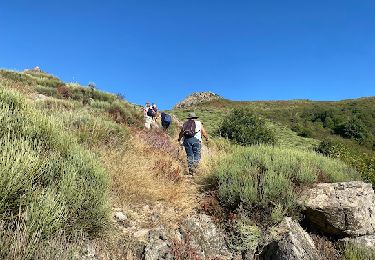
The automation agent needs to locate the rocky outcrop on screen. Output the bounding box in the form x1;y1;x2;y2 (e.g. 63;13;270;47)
25;66;43;73
144;230;173;260
174;92;222;109
300;181;375;237
179;214;232;259
143;214;232;260
339;235;375;251
261;217;320;260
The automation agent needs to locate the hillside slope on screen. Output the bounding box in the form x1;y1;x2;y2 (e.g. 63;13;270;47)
0;69;198;259
172;93;375;186
0;69;373;259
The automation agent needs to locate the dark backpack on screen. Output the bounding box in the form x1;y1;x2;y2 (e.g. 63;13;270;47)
182;119;196;138
147;108;156;117
163;114;172;124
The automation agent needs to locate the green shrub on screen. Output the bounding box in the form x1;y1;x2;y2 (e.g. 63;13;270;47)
57;111;129;148
0;220;82;260
219;108;276;146
107;100;143;126
335;118;368;143
315;139;345;158
91;89;117;103
315;139;375;187
91;100;112;110
214;146;359;221
228;217;261;252
0;70;35;86
292;123;314;138
0;89;109;251
35;85;58;97
344;244;375;260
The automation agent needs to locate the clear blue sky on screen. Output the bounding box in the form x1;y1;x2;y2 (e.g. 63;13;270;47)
1;1;374;109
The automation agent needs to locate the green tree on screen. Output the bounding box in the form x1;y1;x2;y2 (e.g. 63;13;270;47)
219;108;276;146
335;118;368;143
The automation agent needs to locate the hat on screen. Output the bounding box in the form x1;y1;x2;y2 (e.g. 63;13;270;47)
187;112;199;119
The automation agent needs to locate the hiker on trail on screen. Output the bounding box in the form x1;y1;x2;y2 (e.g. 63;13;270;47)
178;112;209;175
144;102;153;129
161;112;172;130
144;102;159;129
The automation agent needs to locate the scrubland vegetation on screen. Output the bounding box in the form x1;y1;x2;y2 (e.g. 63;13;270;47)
172;96;374;259
0;69;373;259
0;89;109;258
215;146;358;218
0;69;196;259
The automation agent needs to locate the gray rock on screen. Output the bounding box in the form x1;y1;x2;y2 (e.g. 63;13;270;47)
174;92;222;109
31;93;47;101
143;229;173;260
114;211;127;222
300;181;375;237
261;217;320;260
179;214;232;259
339;235;375;251
134;229;151;242
143;214;232;260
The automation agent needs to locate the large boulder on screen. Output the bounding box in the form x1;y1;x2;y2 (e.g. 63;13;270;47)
179;214;232;259
143;214;232;260
261;218;320;260
300;181;375;237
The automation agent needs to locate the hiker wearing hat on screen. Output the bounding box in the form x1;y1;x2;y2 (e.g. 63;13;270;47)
178;112;209;175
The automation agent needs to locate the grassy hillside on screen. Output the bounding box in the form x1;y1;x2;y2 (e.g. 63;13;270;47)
172;95;375;185
0;69;197;259
172;97;375;148
0;69;372;259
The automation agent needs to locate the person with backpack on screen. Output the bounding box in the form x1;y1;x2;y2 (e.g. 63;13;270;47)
178;112;209;175
144;102;152;129
161;112;172;130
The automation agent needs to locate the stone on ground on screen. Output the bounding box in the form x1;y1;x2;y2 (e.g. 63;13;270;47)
261;217;320;260
300;181;375;237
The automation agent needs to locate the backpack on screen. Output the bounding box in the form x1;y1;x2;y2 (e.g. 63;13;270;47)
163;114;172;124
147;107;156;117
182;119;196;138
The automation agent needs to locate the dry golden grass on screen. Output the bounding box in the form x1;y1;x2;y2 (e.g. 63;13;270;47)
0;77;34;95
100;130;198;228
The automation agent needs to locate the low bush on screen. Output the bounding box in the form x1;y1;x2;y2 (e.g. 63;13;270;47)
227;216;261;253
57;85;72;99
0;89;109;255
335;117;369;144
0;220;82;260
34;85;58;97
219;108;276;146
214;145;359;222
57;111;130;148
107;100;143;126
0;70;35;86
316;139;375;187
344;244;375;260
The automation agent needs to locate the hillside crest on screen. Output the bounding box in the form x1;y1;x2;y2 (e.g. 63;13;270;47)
174;91;223;109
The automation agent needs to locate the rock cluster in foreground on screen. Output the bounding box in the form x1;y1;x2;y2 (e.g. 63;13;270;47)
142;182;375;259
